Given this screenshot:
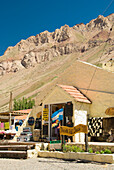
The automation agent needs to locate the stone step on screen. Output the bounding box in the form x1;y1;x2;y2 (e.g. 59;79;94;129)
0;150;27;159
0;141;36;147
0;145;30;151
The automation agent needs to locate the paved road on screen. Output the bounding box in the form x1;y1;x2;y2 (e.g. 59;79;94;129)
0;158;114;170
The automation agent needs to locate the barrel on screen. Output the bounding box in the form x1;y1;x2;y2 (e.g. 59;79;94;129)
33;129;40;141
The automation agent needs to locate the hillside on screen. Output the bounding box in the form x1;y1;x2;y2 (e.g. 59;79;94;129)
0;14;114;112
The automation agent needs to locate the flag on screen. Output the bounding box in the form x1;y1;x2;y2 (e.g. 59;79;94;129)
58;108;63;121
51;108;63;128
51;108;63;121
52;119;59;128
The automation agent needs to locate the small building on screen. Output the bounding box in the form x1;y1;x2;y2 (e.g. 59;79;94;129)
41;83;114;143
42;84;92;142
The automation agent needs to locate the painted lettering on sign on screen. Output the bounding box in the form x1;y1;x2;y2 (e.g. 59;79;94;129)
105;107;114;116
43;108;49;121
60;124;88;136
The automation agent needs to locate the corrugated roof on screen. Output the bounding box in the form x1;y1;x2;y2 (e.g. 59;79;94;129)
15;115;28;121
57;84;91;104
12;109;32;114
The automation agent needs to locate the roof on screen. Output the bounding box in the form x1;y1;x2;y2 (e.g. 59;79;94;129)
57;84;91;104
15;115;28;121
12;109;32;114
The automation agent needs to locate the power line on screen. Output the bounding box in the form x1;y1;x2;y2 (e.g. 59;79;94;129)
79;24;113;110
79;0;114;110
103;0;114;15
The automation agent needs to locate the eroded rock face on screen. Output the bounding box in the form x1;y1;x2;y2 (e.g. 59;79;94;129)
74;14;113;32
0;60;23;75
86;15;112;31
21;42;82;68
52;25;70;42
0;14;114;75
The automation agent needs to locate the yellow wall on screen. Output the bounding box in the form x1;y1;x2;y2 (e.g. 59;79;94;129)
80;90;114;117
43;86;74;105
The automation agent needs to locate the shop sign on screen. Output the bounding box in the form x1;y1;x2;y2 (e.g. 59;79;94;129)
43;108;49;121
105;107;114;116
60;124;88;136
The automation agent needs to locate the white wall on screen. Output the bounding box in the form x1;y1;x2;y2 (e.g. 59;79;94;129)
74;110;87;143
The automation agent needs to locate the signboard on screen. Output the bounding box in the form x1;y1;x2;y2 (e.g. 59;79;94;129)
43;108;49;121
60;124;88;136
105;107;114;116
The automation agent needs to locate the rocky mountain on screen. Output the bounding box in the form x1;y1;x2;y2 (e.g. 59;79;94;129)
0;14;114;76
0;14;114;111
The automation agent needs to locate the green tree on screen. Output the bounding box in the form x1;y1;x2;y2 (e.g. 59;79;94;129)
13;97;35;111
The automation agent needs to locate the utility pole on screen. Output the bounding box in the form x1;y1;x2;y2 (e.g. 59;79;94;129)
9;92;13;129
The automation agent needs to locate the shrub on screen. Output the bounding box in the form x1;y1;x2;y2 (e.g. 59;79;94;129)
95;151;100;154
104;149;112;154
63;145;72;152
88;148;93;153
63;145;84;153
100;150;104;154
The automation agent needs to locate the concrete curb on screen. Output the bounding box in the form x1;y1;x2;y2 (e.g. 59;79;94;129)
27;149;38;158
38;151;114;164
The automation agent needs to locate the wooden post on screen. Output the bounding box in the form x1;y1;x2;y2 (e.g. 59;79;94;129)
9;92;12;129
48;104;51;141
85;114;89;152
9;92;12;112
61;106;65;151
85;133;88;152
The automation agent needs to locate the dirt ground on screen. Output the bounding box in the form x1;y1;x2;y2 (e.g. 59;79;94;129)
0;157;114;170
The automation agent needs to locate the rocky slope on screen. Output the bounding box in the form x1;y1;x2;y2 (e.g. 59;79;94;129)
0;14;114;76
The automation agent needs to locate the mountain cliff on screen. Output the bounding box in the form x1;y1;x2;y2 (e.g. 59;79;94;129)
0;14;114;76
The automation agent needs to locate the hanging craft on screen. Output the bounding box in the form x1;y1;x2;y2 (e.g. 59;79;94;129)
28;117;34;126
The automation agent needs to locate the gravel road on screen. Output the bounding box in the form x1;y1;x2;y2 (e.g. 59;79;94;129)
0;158;114;170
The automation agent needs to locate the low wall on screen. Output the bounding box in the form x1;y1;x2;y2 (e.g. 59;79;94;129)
38;151;114;164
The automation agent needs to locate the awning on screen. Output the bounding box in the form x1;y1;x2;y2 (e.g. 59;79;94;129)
15;115;28;122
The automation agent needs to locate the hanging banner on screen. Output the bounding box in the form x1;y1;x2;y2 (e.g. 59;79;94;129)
60;124;88;136
43;108;49;121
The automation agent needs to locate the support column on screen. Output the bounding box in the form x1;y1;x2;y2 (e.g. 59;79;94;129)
9;113;12;129
85;114;89;152
48;104;51;141
9;92;12;129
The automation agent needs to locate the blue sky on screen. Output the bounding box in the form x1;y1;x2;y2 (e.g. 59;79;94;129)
0;0;114;56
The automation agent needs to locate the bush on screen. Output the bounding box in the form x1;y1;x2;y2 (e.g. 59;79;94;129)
63;145;84;153
63;145;72;152
62;146;112;154
104;149;112;154
100;150;104;154
95;151;100;154
88;148;93;153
